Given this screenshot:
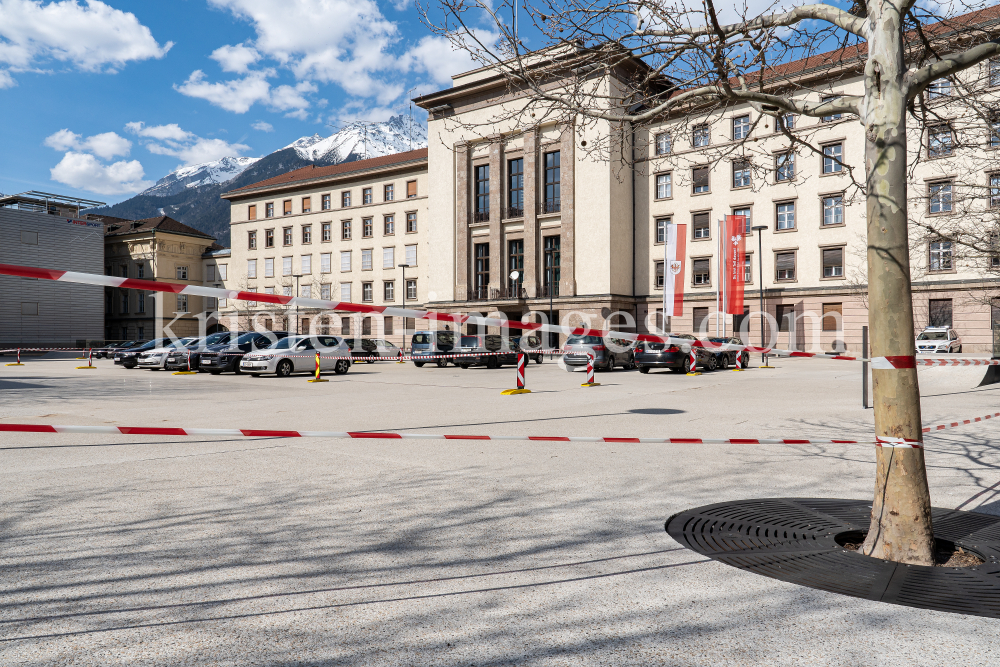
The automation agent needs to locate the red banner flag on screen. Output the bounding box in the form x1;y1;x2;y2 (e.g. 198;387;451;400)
725;216;746;315
664;223;686;317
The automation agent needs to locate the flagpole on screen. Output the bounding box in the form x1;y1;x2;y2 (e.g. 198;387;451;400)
717;219;723;337
663;223;669;334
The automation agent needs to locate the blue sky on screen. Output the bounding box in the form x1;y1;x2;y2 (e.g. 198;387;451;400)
0;0;482;205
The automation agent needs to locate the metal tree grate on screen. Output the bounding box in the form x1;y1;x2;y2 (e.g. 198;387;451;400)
665;498;1000;618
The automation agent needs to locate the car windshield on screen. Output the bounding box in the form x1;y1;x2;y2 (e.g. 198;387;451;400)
412;334;431;344
566;335;604;345
461;336;481;347
203;332;231;345
918;332;947;340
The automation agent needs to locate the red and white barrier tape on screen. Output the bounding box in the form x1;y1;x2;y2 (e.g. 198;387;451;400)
922;411;1000;434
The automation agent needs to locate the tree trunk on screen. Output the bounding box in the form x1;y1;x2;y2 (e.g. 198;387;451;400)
860;0;935;566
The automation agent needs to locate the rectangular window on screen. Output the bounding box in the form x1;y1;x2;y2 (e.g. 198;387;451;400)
341;315;351;333
322;222;331;241
383;247;394;269
508;239;524;293
138;263;146;279
928;124;954;157
776;152;795;181
929;181;953;214
121;291;129;314
363;188;372;205
929;241;954;271
733;115;750;140
321;283;331;300
282;256;292;276
407;180;417;198
341;251;351;272
302;225;312;243
283;200;292;216
775;304;794;332
120;265;128;278
692;166;709;194
384;281;395;301
990;116;1000;148
991;174;1000;208
176;294;188;313
363;218;373;238
693;258;710;285
176;266;188;280
138;292;145;313
655;132;671;155
778;113;795;131
362;282;373;302
265;202;274;218
246;287;256;307
218;264;227;280
733;207;752;235
264;257;274;277
248;230;257;249
342;191;351;207
247;259;257;278
405;244;417;266
929;298;953;327
822;143;843;174
283;227;292;246
692;307;709;332
544;236;560;296
321;253;331;273
207;265;215;281
474;243;490;293
822;247;844;277
776;252;796;280
406;211;417;233
822;95;842;122
301;285;311;298
282;285;291;297
265;229;274;247
927;78;952;100
656;172;672;199
655;261;664;289
342;220;351;240
322;194;331;210
340;283;351;302
544;151;560;212
384;316;394;335
301;255;312;274
692;123;710;147
693;212;710;239
732;160;751;188
474;165;490;218
508;158;524;216
301;196;311;213
384;183;394;201
743;254;752;283
384;215;395;235
406;279;417;300
823;195;844;225
990;59;1000;87
655;217;670;244
248;204;257;220
361;249;372;271
776;202;795;230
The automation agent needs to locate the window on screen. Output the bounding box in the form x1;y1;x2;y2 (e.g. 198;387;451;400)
121;291;129;314
283;200;292;216
929;181;953;214
342;191;351;207
823;195;844;226
247;259;257;278
776;152;795;181
321;283;331;300
265;202;274;218
341;283;351;301
928;124;954;157
322;222;331;241
405;244;417;266
283;227;292;246
322;194;331;210
218;264;227;280
342;220;351;240
406;211;417;233
406;279;417;300
692;123;710;147
929;241;953;271
991;174;1000;208
321;253;331;273
383;247;394;269
822;95;842;122
248;230;257;249
692;307;709;332
544;236;560;296
384;215;395;235
362;282;373;302
692;258;710;285
384;184;394;201
776;252;796;280
655;217;670;244
263;257;274;278
508;158;524;216
362;249;372;271
693;212;711;239
732;160;751;188
776;202;795;230
927;78;952;100
656;172;672;199
176;294;188;312
655;132;671;155
176;266;188;280
341;315;351;333
384;316;394;335
384;281;395;301
822;247;844;277
474;243;490;293
363;218;373;238
248;204;257;220
991;116;1000;148
282;256;292;276
821;303;842;332
990;59;1000;87
302;225;312;243
105;291;112;313
822;143;843;174
692;166;709;194
407;180;417;198
207;265;215;281
301;255;312;274
778;113;795;131
743;254;752;283
301;285;311;298
363;188;372;205
265;286;275;295
137;263;146;279
301;197;311;213
472;164;491;219
544;151;560;212
246;287;257;307
138;292;145;313
265;229;274;247
929;298;953;327
508;239;524;293
120;265;128;278
733;115;750;140
341;251;351;271
282;286;292;297
733;207;752;235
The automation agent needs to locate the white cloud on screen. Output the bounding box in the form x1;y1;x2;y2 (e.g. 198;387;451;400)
174;69;272;113
126;121;250;166
401;35;484;85
50;151;151;195
0;69;14;88
43;128;131;160
0;0;171;86
251;120;273;132
210;43;260;73
125;122;194;142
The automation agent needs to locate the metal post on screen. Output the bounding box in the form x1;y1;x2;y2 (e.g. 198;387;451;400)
752;225;769;366
294;274;300;335
862;325;869;409
399;263;409;352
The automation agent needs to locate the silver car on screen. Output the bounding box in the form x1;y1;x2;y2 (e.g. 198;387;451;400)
916;327;962;353
137;337;200;369
241;335;351;377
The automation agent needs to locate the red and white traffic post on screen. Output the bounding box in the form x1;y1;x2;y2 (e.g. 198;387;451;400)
5;348;24;366
687;349;700;375
581;353;600;387
501;353;531;394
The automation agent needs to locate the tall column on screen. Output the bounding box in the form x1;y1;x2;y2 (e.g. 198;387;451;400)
523;128;539;298
559;123;576;297
489;136;502;293
455;143;470;300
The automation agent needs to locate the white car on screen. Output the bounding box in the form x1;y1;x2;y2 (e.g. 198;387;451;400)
137;337;201;369
240;335;352;377
916;327;962;353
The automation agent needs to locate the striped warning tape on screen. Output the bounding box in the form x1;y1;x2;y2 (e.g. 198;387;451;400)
922;411;1000;434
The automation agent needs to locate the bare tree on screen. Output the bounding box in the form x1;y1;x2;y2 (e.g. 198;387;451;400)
424;0;1000;564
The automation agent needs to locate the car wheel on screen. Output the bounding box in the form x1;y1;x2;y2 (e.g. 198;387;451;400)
605;357;615;371
459;364;470;369
720;355;729;370
486;357;498;369
436;359;448;368
366;358;375;364
534;355;543;364
741;352;749;368
276;360;294;377
414;362;425;367
334;360;350;374
705;356;718;372
210;371;222;375
957;345;963;353
639;365;650;374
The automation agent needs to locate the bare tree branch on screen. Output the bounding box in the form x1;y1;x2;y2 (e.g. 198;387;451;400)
636;4;868;40
906;39;1000;101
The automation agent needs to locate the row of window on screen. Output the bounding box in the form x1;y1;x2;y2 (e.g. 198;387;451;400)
247;181;418;220
470;236;562;296
243;280;418;304
653;198;844;246
104;262;148;279
655;247;845;288
246;246;417;279
105;289;149;315
473;151;561;220
673;303;845;333
247;214;418;249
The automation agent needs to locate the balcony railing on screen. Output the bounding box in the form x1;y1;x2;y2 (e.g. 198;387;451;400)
540;198;561;214
505;206;524;219
473;209;490;223
464;284;528;301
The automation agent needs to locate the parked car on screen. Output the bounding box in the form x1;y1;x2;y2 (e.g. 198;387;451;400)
916;326;962;353
199;331;288;374
634;334;716;373
368;339;401;358
563;334;635;372
241;335;351;377
164;331;235;371
137;337;201;370
114;338;170;368
455;335;519;369
704;337;751;370
344;338;379;363
410;330;456;367
512;335;544;363
96;340;141;359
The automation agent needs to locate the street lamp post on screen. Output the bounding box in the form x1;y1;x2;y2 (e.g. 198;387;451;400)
398;263;409;352
751;225;768;366
293;273;302;335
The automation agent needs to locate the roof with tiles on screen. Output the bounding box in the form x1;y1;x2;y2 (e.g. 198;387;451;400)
224;148;428;197
100;215;216;240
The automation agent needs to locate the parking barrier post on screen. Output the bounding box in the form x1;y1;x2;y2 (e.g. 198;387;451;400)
5;348;24;366
732;352;744;371
581;353;601;387
396;349;405;364
501;353;532;395
76;347;87;360
686;349;701;376
308;351;328;382
75;348;96;370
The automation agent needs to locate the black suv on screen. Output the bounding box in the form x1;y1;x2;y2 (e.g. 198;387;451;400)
199;331;288;374
512;335;544;364
97;340;144;359
455;335;519;369
164;332;236;371
114;338;170;369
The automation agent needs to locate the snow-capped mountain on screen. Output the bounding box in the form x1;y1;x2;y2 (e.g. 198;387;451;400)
286;115;427;162
140;156;261;197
